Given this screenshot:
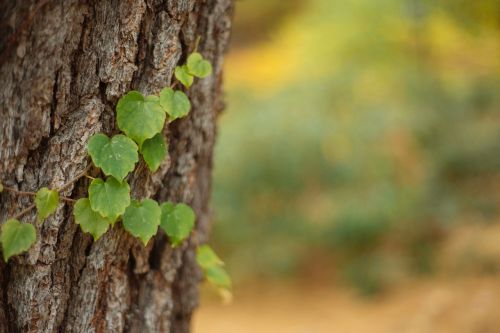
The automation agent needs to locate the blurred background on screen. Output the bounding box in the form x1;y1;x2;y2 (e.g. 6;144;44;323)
195;0;500;332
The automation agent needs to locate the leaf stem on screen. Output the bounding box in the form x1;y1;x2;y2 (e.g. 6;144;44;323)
60;196;76;203
12;204;36;220
194;35;201;52
170;81;179;89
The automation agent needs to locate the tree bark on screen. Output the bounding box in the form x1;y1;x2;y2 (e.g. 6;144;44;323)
0;0;233;332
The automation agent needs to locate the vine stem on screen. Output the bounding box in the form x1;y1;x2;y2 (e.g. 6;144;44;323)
57;163;92;192
7;198;75;221
2;164;89;212
2;187;36;196
12;204;36;220
2;163;91;196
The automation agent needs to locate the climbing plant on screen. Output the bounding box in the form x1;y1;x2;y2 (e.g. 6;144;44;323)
0;50;230;297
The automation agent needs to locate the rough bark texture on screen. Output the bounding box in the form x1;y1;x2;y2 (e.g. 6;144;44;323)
0;0;233;332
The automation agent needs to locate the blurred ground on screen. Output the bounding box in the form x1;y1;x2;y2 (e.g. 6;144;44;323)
195;277;500;333
195;222;500;333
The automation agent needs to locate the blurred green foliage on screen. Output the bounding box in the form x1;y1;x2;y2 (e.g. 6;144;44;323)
212;0;500;293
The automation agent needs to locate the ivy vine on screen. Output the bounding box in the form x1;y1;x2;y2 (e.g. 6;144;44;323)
0;50;230;296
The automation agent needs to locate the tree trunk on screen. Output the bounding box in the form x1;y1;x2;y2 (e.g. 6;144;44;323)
0;0;233;332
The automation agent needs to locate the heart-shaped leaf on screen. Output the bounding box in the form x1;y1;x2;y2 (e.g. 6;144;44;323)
1;219;36;262
116;91;166;146
88;177;130;221
122;199;161;245
187;52;212;78
141;133;167;172
73;198;113;241
174;65;194;88
160;202;195;247
196;245;224;269
205;265;232;289
35;187;59;220
159;88;191;120
88;133;139;180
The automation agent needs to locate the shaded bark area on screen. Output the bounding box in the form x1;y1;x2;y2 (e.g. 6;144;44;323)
0;0;233;332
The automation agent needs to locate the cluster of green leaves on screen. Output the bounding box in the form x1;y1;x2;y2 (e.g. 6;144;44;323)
0;186;59;261
174;52;213;88
1;50;228;297
196;245;231;295
73;52;213;245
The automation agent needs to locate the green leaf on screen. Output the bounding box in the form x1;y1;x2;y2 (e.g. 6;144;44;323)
141;133;167;172
88;177;130;221
159;202;195;247
196;245;224;269
87;133;139;180
174;65;194;88
122;199;161;245
35;187;59;220
73;198;113;241
195;245;232;294
1;219;36;262
0;183;3;192
116;91;166;146
159;88;191;120
187;52;212;78
205;265;232;289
